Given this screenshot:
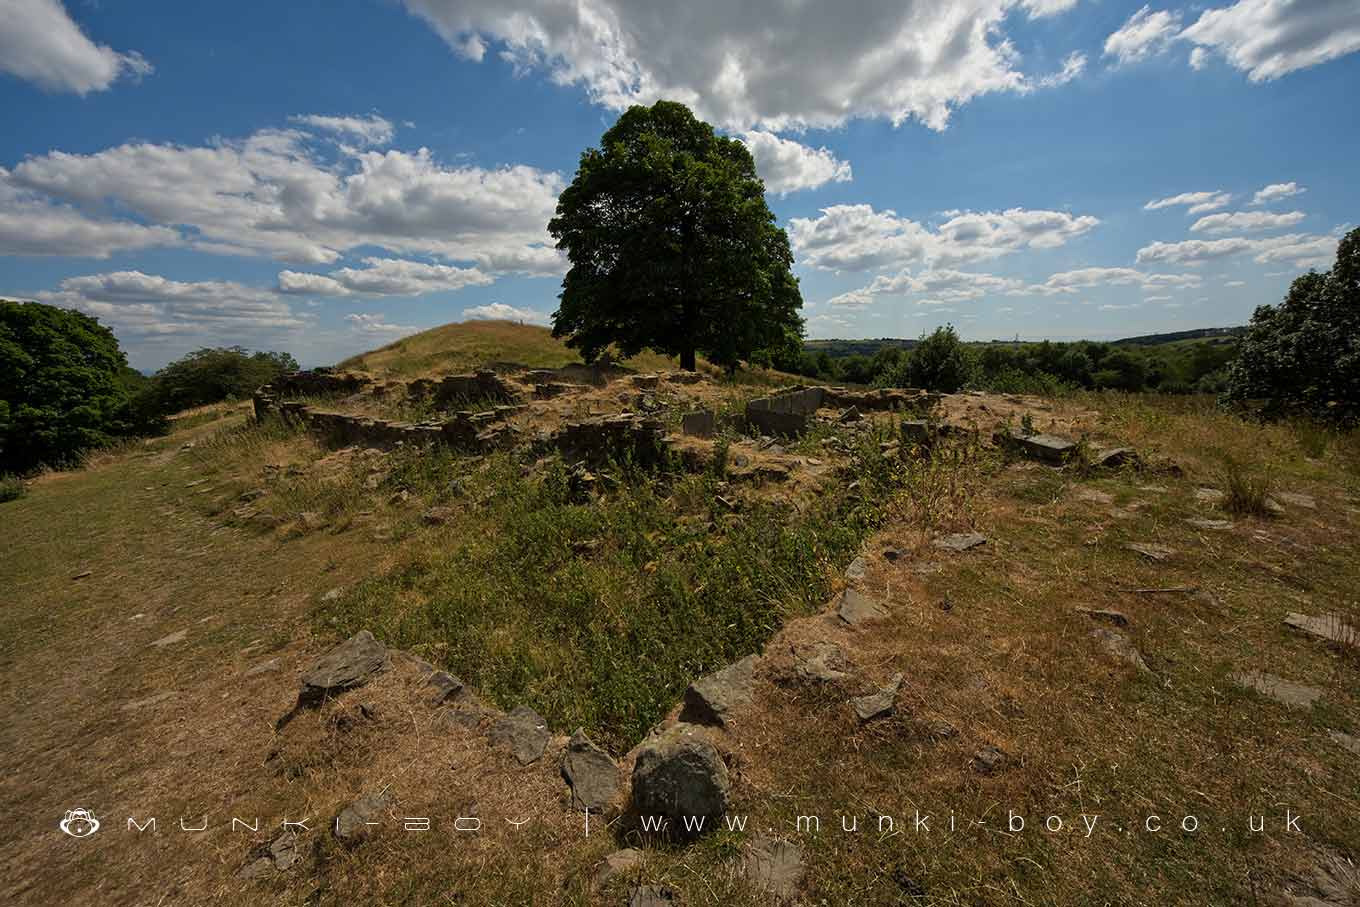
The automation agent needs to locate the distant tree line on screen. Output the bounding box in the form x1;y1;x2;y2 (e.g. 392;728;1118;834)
1;299;296;474
790;326;1238;396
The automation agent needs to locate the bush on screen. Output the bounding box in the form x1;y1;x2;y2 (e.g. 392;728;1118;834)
898;324;973;392
1;300;137;473
0;474;25;503
1222;226;1360;426
135;346;298;418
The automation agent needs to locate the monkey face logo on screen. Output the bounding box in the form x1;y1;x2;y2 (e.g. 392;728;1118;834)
59;809;100;839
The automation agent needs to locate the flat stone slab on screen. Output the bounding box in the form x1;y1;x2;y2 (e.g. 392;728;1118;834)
1091;628;1150;672
1187;517;1234;531
150;629;187;647
680;410;715;438
489;704;550;765
426;670;465;706
838;588;888;626
1231;671;1324;708
1077;608;1130;628
792;641;849;683
1092;447;1140;469
851;673;903;722
681;655;759;727
1125;542;1175;561
333;792;390;846
1329;731;1360;756
745;836;805;902
845;555;867;580
1195;487;1225;504
933;532;986;552
299;630;388;706
1285;612;1357;646
997;430;1076;464
243;657;281;677
561;728;621;813
1276;492;1317;509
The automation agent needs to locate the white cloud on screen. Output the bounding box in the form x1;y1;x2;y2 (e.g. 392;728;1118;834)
289;114;396;146
826;268;1026;308
461;302;550;324
1036;51;1088;88
1181;0;1360;82
399;0;1077;132
1189;46;1211;70
1190;210;1306;233
1136;231;1339;268
1027;266;1202;295
34;270;306;341
3;126;566;272
740;131;851;196
1103;6;1182;65
1224;279;1246;287
0;0;151;94
1143;190;1233;214
0;177;180;258
346;312;419;336
278;257;493;296
1144;294;1173;301
789;203;1099;272
1250;181;1306;205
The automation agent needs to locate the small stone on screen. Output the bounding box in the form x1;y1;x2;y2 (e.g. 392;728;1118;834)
244;657;282;677
1075;488;1114;505
1231;671;1324;708
1091;627;1150;672
1284;612;1357;646
745;835;805;901
973;744;1006;774
389;489;411;505
268;830;301;871
792;641;849;684
593;848;642;887
1329;731;1360;756
933;532;986;552
333;793;390;846
1125;542;1175;562
630;725;729;840
561;728;621;813
629;886;675;907
1195;487;1225;504
838;588;888;626
681;655;759;728
72;570;93;580
426;670;464;706
150;629;187;648
299;511;328;531
421;506;456;526
489;705;550;765
1076;608;1130;628
845;555;868;580
298;630;388;706
1092;447;1140;469
882;547;903;562
839;406;863;423
320;586;344;602
1276;491;1317;509
852;673;903;722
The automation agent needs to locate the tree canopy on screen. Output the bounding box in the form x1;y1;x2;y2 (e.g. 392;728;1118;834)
137;346;298;416
0;300;134;473
548;100;803;371
1222;226;1360;426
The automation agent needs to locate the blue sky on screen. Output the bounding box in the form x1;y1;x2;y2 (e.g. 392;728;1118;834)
1;0;1357;370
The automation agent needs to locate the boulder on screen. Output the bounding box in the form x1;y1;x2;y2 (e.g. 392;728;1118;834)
745;387;826;436
681;655;759;728
298;631;388;706
630;725;730;839
488;704;550;765
561;729;621;813
838;588;888;626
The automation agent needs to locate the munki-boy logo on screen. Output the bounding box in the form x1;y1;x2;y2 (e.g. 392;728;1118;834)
59;808;100;839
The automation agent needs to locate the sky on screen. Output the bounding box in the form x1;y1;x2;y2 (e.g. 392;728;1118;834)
1;0;1357;371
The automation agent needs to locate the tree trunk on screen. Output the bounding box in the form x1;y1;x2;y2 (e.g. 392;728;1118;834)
680;346;697;372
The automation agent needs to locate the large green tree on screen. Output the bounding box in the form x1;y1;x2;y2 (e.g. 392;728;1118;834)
0;300;133;473
138;346;298;416
1222;226;1360;426
548;100;803;371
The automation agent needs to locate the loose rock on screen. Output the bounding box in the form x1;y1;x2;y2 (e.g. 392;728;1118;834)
1091;628;1150;672
150;629;187;648
426;670;464;706
745;835;805;902
791;641;849;684
681;655;759;728
973;744;1006;774
838;588;888;626
1284;611;1357;646
630;725;730;840
629;885;675;907
488;704;550;765
298;630;388;707
333;793;390;846
852;673;903;722
1231;671;1324;708
845;555;867;580
561;728;621;813
593;848;642;887
1125;542;1175;562
1076;608;1130;628
933;532;986;552
1187;517;1234;531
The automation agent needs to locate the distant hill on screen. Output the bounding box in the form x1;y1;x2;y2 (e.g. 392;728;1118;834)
803;338;918;358
1108;327;1244;346
804;328;1243;358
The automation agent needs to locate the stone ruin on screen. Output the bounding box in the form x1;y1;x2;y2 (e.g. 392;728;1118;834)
407;370;521;406
745;385;938;437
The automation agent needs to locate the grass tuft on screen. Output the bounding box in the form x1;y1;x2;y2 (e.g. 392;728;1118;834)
1214;452;1275;516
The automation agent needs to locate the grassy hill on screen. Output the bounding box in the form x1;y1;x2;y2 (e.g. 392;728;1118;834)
338;319;684;378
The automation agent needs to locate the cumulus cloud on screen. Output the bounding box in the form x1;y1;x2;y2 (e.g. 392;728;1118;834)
1250;181;1306;205
289;114;396;146
1190;210;1306;233
1143;190;1234;215
826;268;1026;308
399;0;1079;132
1181;0;1360;82
462;302;550;324
1136;231;1339;268
740;132;852;195
278;257;493;296
1103;6;1182;65
0;0;152;94
345;312;419;336
1027;266;1202;295
0;177;180;258
789;204;1099;272
2;126;566;272
1036;51;1088;88
34;270;306;341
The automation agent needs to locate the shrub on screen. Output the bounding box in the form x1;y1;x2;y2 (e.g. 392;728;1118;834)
1215;453;1275;517
897;324;974;392
0;474;25;503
